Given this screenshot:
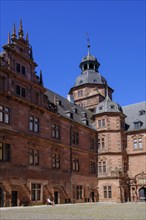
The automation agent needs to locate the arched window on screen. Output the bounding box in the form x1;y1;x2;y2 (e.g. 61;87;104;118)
89;63;94;69
84;64;87;70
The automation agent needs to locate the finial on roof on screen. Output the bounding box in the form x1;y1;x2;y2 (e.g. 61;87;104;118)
40;70;43;85
26;32;29;43
12;22;17;39
86;32;90;56
8;32;11;44
105;83;110;100
30;46;33;60
18;19;24;38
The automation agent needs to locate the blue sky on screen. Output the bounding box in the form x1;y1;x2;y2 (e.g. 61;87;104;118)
0;0;145;106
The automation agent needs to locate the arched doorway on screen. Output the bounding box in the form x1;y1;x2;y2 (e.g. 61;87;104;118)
0;187;4;207
139;187;146;201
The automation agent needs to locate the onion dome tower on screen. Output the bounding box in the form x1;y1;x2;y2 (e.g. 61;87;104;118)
68;40;114;111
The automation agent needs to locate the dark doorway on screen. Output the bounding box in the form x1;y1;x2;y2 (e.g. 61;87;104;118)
11;191;17;206
91;192;95;202
139;187;146;201
54;191;58;204
0;187;4;207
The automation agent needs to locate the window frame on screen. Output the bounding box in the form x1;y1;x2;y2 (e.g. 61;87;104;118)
52;153;60;169
72;131;79;145
0;142;11;162
72;157;79;172
29;116;39;133
52;124;61;139
29;149;39;166
103;186;112;199
0;105;10;124
31;183;41;201
76;185;83;200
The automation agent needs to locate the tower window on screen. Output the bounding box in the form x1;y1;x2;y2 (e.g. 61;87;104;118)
84;64;87;70
89;63;94;69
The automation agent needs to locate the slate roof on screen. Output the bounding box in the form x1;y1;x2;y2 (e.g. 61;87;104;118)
45;89;146;133
45;89;96;130
74;70;107;87
122;102;146;132
94;94;123;115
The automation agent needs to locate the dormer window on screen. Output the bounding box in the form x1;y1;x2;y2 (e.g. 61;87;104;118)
139;110;145;116
93;79;97;83
133;120;142;129
99;106;103;110
82;112;87;118
110;105;115;109
65;111;73;119
79;80;83;84
72;107;78;114
56;99;62;106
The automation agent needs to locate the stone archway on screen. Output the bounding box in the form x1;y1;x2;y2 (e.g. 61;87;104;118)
139;187;146;201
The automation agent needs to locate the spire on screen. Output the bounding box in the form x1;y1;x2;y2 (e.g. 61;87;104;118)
11;22;17;39
30;46;33;60
8;32;11;44
18;19;24;38
26;32;29;44
86;32;90;57
40;70;43;85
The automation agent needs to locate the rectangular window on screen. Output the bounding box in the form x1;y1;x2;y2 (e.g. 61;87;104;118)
90;161;96;174
98;119;106;128
90;137;95;149
138;138;142;149
16;85;26;98
133;139;138;149
52;124;60;139
0;143;11;162
103;186;112;198
52;153;60;169
31;183;41;201
133;138;143;150
98;161;106;174
16;63;20;72
72;131;79;145
73;158;79;172
29;116;39;133
98;161;102;173
98;138;105;150
29;149;39;165
76;185;82;200
0;105;10;124
22;66;26;75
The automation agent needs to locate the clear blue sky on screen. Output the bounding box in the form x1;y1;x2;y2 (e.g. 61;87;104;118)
0;0;145;106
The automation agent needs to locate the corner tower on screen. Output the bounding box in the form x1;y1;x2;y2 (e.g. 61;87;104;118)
68;43;114;111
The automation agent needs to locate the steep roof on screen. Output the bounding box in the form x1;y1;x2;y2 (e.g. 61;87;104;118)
122;102;146;132
45;89;95;130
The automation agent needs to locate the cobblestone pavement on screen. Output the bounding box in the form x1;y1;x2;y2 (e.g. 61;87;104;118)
0;202;146;220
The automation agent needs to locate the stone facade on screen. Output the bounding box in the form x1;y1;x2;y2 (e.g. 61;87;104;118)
0;21;146;207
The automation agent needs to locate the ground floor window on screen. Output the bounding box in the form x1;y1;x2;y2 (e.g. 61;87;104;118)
103;186;112;198
76;185;83;200
31;183;41;201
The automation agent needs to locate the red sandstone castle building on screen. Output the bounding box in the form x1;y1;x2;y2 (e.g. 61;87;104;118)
0;21;146;207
